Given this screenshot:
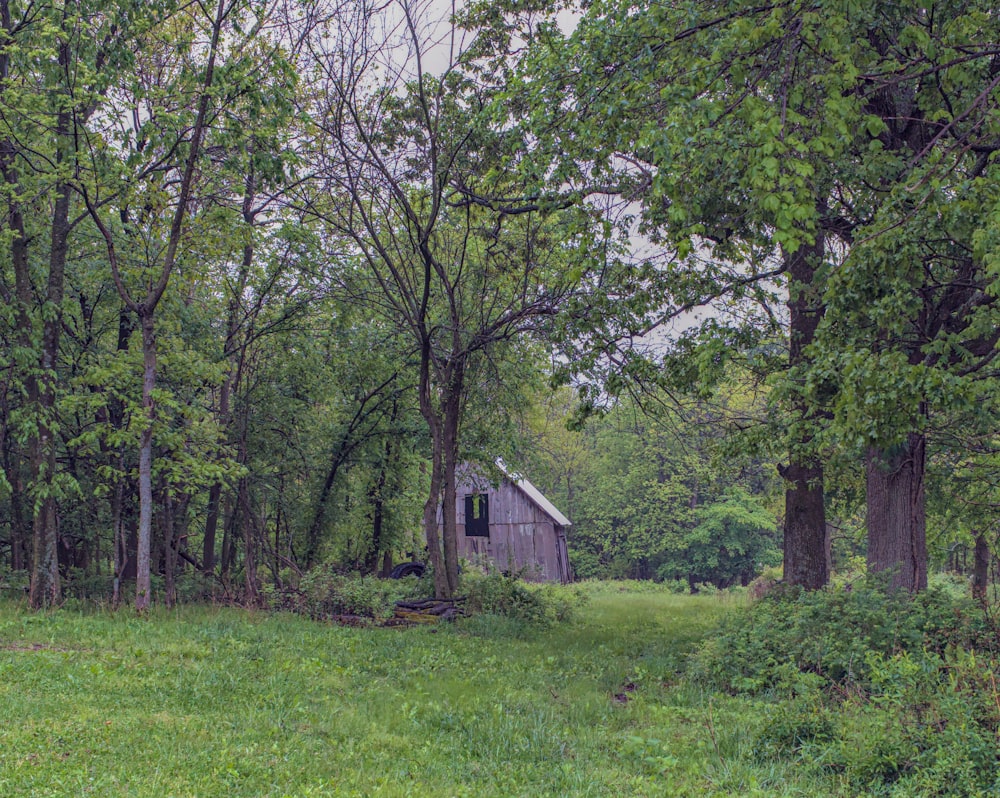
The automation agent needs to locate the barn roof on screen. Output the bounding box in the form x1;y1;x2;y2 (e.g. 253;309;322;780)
496;459;572;528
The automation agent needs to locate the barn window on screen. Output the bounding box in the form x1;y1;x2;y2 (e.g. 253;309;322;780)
464;493;490;537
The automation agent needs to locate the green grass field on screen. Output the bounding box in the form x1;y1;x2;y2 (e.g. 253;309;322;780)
0;587;842;797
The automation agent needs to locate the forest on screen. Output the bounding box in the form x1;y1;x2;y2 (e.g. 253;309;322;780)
0;0;998;613
3;1;1000;795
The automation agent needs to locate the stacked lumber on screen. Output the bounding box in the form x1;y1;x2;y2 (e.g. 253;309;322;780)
393;597;466;624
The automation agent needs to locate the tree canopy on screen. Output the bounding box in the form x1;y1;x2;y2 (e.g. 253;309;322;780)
0;0;997;607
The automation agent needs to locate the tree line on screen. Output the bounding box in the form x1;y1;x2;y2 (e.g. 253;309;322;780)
1;0;998;608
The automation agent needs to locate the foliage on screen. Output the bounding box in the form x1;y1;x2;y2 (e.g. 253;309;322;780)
523;390;780;585
461;567;585;627
659;488;781;588
271;571;426;623
687;576;1000;795
690;575;991;695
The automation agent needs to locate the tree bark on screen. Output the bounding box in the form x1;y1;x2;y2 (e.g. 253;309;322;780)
240;476;260;605
135;310;157;610
780;231;829;590
27;148;73;608
204;162;256;574
781;461;827;589
972;531;990;603
366;460;388;574
440;384;462;597
866;433;928;592
161;486;175;607
422;446;447;598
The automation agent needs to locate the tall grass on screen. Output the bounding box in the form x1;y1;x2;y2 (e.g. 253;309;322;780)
0;587;841;797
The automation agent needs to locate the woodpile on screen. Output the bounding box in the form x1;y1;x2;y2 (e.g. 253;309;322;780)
392;597;466;624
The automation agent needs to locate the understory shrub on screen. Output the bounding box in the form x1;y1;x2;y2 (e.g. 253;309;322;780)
270;571;425;622
689;575;1000;796
689;575;991;694
461;568;586;625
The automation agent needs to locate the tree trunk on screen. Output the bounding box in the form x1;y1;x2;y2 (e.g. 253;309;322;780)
161;486;176;607
366;464;388;574
781;461;827;589
110;308;132;605
366;403;398;574
204;167;256;574
972;531;990;603
866;433;927;592
240;477;259;605
422;448;447;598
27;172;72;608
780;231;829;590
1;405;27;571
2;2;69;604
440;389;462;597
135;310;157;610
112;461;127;606
220;492;236;580
203;481;223;575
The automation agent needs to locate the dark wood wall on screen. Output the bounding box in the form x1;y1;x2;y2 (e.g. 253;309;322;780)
450;475;571;583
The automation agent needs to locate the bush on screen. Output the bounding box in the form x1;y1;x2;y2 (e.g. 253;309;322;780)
805;648;1000;795
689;576;991;695
688;575;1000;796
461;568;586;626
281;571;426;622
573;578;688;596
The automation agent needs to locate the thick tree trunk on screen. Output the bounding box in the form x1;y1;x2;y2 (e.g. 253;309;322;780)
866;433;927;592
781;461;827;589
781;232;829;590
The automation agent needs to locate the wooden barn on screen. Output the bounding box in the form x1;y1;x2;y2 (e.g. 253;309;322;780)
445;461;573;583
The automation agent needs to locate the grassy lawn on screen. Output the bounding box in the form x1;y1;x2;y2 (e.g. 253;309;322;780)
0;586;842;797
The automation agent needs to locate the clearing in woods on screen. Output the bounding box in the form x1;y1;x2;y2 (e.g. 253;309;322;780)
0;586;838;796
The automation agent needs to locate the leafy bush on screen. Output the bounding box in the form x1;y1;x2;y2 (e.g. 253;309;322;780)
461;568;586;626
689;576;991;694
689;575;1000;796
574;578;688;596
775;648;1000;796
276;571;425;622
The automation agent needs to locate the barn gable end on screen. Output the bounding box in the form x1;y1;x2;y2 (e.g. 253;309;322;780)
445;462;572;583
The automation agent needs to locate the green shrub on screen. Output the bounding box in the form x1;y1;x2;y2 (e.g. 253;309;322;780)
816;649;1000;796
689;577;991;695
574;578;687;596
288;571;425;622
689;576;1000;797
461;568;586;626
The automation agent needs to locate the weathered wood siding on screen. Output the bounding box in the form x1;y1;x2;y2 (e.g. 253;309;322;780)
447;471;571;583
